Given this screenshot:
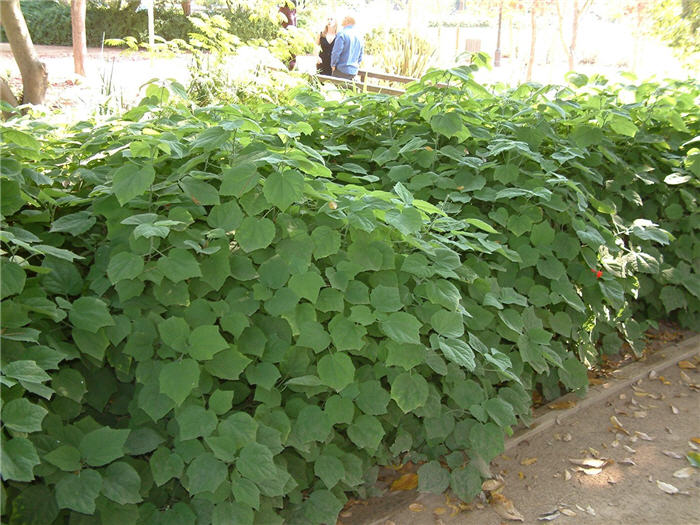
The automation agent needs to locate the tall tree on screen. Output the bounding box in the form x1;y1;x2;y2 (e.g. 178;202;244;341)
555;0;594;71
0;0;48;106
526;0;538;80
71;0;88;76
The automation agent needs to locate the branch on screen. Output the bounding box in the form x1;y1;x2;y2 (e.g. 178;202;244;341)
554;0;569;58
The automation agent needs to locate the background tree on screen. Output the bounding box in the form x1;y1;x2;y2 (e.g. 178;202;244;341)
0;0;48;106
555;0;593;71
650;0;700;61
71;0;88;75
526;0;538;80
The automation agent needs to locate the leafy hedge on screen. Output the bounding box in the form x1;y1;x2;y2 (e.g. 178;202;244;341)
0;0;280;47
1;71;698;524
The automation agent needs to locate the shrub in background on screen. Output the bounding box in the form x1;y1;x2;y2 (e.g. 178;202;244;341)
364;27;436;78
0;0;281;47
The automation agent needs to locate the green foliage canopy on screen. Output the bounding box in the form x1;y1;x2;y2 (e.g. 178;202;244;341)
1;70;698;524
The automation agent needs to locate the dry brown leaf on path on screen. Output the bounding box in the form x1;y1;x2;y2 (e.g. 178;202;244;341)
671;405;680;414
564;469;572;480
520;457;538;466
409;503;425;512
662;450;683;459
656;480;680;494
619;458;637;466
679;370;692;383
490;493;524;522
537;509;561;521
548;400;576;410
482;479;504;492
635;431;655;441
568;458;609;468
390;473;418;491
690;437;700;445
689;440;700;451
574;467;602;476
623;444;636;454
677;360;696;369
433;507;447;515
673;467;695;479
609;415;629;435
559;508;576;517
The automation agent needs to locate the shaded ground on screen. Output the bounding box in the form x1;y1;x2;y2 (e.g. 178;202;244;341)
343;336;700;525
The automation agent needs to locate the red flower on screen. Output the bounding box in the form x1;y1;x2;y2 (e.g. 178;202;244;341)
590;268;603;279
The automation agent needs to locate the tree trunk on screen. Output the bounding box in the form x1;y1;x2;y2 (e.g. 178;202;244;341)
0;77;19;118
526;1;537;81
0;0;48;105
181;0;191;16
71;0;87;76
569;0;579;71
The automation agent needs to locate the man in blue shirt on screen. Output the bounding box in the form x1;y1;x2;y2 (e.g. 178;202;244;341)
331;15;364;79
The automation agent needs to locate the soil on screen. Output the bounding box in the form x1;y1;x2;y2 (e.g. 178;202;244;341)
342;337;700;525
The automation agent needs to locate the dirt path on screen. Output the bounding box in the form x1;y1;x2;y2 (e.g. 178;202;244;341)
344;337;700;525
0;44;189;119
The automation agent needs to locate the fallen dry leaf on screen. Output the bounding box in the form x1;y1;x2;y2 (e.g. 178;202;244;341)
671;405;680;415
662;450;683;459
433;507;447;515
490;493;524;522
575;467;602;476
390;473;418;491
619;458;637;466
409;503;425;512
568;458;609;469
689;440;700;451
537;509;561;521
633;410;648;418
679;371;692;383
559;508;576;517
678;360;696;369
673;467;695;479
548;400;576;410
586;505;596;516
564;469;572;481
521;457;538;466
691;437;700;445
609;415;629;435
648;370;658;379
635;431;655;441
656;480;680;494
623;444;636;454
481;479;504;492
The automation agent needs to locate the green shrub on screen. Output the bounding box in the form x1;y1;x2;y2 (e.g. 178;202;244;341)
0;0;280;47
365;27;436;78
1;70;697;525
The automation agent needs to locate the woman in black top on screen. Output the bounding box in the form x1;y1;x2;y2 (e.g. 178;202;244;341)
317;18;337;75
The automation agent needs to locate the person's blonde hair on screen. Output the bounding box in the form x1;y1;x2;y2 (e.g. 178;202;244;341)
322;17;338;36
342;15;356;26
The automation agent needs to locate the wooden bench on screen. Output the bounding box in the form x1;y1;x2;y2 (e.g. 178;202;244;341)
316;69;419;96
